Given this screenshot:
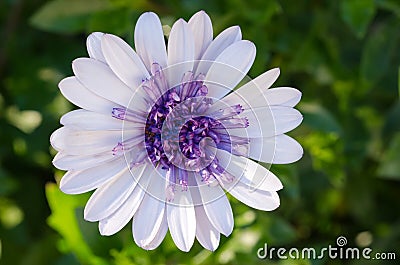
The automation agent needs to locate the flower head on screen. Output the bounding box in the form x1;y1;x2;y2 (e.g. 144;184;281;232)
50;11;303;251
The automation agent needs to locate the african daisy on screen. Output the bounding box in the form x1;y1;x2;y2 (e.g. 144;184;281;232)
50;10;303;251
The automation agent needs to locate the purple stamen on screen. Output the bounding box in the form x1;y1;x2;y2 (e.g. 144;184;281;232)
207;160;234;183
129;150;147;168
207;104;244;120
112;135;143;156
112;142;124;156
212;117;249;129
166;167;176;201
178;169;188;191
112;107;145;123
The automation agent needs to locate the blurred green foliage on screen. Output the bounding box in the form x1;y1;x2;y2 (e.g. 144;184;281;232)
1;0;400;264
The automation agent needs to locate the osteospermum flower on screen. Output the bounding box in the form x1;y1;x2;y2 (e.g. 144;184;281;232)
50;11;303;251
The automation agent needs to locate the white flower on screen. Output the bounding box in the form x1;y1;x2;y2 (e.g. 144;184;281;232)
50;11;303;252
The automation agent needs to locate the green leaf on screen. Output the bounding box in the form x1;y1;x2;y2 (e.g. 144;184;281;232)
378;133;400;180
46;183;107;265
0;169;18;196
383;102;400;139
30;0;111;33
340;0;376;38
88;8;131;35
77;211;123;258
299;103;342;134
376;0;400;18
360;18;400;88
267;217;297;245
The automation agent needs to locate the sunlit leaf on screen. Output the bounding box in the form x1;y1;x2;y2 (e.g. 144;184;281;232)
46;183;107;265
0;199;24;229
5;106;42;134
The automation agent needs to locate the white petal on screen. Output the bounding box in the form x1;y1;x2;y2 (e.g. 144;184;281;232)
188;10;213;60
216;153;281;211
99;164;152;236
60;158;128;194
216;149;283;192
87;32;106;63
196;26;242;75
50;127;129;155
194;176;233;236
248;134;303;164
215;68;281;108
84;166;145;221
194;205;220;251
242;68;280;91
263;87;302;107
132;168;166;247
168;19;195;65
204;40;256;99
60;109;144;131
60;109;122;131
72;58;135;108
245;106;302;137
225;106;303;138
53;151;115;171
59;77;117;115
167;188;196;252
221;85;302;111
188;180;221;251
167;19;194;87
224;181;280;211
101;34;149;89
218;69;301;110
141;214;168;250
134;12;167;70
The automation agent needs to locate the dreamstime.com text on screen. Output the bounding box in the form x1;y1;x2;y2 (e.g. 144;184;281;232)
257;236;396;261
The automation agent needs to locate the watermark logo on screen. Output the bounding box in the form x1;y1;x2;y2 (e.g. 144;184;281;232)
257;236;396;261
336;236;347;247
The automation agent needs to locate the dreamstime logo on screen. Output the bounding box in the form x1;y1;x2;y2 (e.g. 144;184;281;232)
257;236;396;261
336;236;347;247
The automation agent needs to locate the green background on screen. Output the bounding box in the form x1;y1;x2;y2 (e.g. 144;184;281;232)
0;0;399;264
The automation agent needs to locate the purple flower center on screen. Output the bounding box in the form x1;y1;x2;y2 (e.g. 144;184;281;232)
144;73;210;169
112;63;250;198
178;116;220;160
